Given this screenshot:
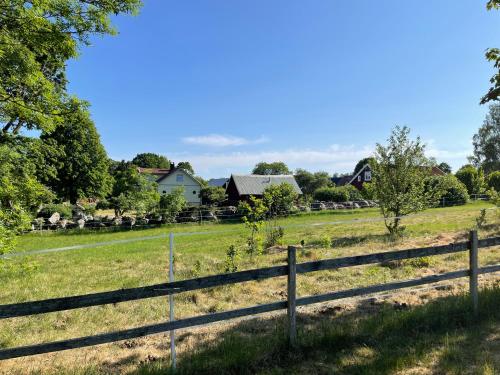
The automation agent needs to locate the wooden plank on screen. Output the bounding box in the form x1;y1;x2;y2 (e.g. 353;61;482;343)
296;270;469;307
478;264;500;274
0;237;490;319
469;230;479;316
296;241;469;274
287;246;297;346
0;301;287;360
478;236;500;249
0;265;287;319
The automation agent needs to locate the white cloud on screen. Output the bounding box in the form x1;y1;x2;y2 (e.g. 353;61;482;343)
170;144;376;177
182;134;269;147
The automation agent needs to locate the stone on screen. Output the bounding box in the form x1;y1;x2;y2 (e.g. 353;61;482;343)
77;219;85;229
48;212;60;224
58;219;68;229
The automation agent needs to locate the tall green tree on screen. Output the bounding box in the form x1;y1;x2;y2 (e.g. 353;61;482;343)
470;104;500;174
41;106;112;203
0;145;53;255
354;157;376;174
294;169;333;197
252;162;291;175
487;171;500;191
131;153;170;168
0;0;141;137
108;161;159;216
438;162;452;174
177;161;194;174
372;126;435;235
455;165;485;195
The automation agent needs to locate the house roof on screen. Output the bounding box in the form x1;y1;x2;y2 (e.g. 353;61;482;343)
348;163;371;184
229;174;302;196
332;175;353;186
208;178;228;187
155;167;202;186
137;167;171;176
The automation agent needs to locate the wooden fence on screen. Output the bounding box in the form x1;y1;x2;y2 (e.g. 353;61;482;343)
0;231;499;360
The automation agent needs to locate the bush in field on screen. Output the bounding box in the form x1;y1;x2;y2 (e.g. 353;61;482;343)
361;182;376;200
344;184;363;200
313;185;362;202
159;187;187;223
265;225;284;248
455;165;485;195
38;203;73;219
224;245;240;273
262;183;298;217
200;186;227;206
424;175;469;206
239;196;267;256
487;171;500;192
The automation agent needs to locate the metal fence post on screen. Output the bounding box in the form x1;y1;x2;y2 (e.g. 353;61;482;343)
287;246;297;347
169;232;176;368
469;230;479;316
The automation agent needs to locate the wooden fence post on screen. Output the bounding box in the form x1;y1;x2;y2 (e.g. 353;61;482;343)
169;232;176;369
469;230;479;316
287;246;297;347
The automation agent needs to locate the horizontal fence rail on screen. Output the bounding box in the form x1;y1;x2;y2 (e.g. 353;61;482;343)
0;234;499;360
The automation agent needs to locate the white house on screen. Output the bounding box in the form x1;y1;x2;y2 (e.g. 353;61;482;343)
139;165;202;206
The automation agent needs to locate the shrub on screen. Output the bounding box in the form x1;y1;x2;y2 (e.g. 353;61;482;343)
265;225;284;248
159;187;187;223
262;183;298;217
455;165;485;195
425;175;469;206
224;245;240;273
95;199;110;210
200;186;227;206
313;185;362;202
39;203;72;219
487;171;500;192
320;234;331;248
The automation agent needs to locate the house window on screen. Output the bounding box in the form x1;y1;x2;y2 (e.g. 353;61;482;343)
193;190;196;195
162;190;167;194
364;171;372;181
176;174;184;182
358;176;361;182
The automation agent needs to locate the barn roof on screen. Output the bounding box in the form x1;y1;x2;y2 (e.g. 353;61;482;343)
208;178;229;187
229;174;302;196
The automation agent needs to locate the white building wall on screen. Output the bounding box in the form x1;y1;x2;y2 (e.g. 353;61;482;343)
157;170;201;206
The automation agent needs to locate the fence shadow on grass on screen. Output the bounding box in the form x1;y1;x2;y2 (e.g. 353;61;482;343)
132;286;500;375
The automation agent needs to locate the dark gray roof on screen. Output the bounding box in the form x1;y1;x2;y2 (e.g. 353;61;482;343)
230;174;302;196
208;178;228;187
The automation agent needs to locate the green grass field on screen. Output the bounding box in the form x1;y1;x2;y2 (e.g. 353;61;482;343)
0;201;499;374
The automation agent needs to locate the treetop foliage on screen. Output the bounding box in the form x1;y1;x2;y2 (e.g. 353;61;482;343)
482;1;500;103
354;157;376;174
252;162;291;175
131;153;170;169
0;0;141;136
470;104;500;174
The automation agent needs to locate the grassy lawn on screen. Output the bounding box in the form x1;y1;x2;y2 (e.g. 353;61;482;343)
134;286;500;375
0;201;499;374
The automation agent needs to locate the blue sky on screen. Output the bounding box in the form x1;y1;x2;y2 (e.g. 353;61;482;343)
66;1;500;178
